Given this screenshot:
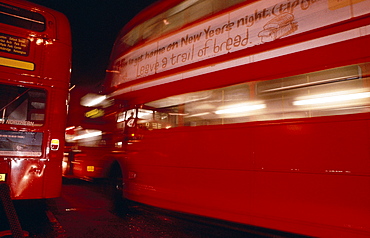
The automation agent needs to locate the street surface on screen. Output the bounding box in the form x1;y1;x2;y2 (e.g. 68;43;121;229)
1;179;302;237
48;179;266;238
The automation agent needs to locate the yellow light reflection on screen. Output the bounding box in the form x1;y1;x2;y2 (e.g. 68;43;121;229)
36;39;43;45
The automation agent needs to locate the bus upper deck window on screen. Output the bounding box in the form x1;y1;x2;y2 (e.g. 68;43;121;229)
0;3;46;32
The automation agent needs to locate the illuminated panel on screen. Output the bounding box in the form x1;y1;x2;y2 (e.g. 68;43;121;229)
0;56;34;70
110;0;370;87
87;166;94;172
0;33;30;56
0;130;43;157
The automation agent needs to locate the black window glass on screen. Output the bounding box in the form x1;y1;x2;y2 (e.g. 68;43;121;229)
0;3;46;32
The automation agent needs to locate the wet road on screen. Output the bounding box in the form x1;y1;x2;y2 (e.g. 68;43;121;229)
1;179;290;237
48;179;266;238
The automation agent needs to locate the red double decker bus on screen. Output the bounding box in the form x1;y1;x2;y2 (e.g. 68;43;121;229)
0;0;71;199
76;0;370;236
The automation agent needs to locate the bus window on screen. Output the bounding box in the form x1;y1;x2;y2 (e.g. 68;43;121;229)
145;83;252;126
136;108;175;130
257;64;370;120
144;64;369;127
0;83;46;126
154;111;172;129
125;109;136;128
116;111;126;129
137;108;153;129
0;3;46;32
115;0;246;53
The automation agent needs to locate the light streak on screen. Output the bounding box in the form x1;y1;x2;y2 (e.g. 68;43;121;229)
215;103;266;114
293;92;370;106
72;131;102;140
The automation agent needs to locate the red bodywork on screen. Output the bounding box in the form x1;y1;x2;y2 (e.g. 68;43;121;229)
0;0;71;199
103;0;370;236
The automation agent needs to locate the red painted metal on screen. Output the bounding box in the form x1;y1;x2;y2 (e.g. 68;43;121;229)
0;0;71;199
92;0;370;236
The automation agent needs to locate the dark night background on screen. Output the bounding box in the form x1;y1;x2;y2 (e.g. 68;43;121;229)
27;0;158;87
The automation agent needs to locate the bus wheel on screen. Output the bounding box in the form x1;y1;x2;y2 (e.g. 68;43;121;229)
108;164;126;215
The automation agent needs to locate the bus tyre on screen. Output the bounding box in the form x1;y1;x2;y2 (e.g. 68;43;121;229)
108;164;127;214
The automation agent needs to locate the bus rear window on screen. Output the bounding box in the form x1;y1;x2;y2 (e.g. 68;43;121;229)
0;84;47;126
0;130;42;157
0;3;46;32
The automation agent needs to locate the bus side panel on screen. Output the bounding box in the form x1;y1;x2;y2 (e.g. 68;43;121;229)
173;126;255;217
41;87;69;198
124;127;257;229
125;114;370;237
251;116;370;237
71;148;114;179
42;159;62;198
43;40;72;88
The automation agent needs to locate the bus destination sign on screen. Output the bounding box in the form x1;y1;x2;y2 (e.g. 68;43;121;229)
0;33;30;56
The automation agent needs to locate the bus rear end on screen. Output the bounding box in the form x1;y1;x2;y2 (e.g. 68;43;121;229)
0;0;71;199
